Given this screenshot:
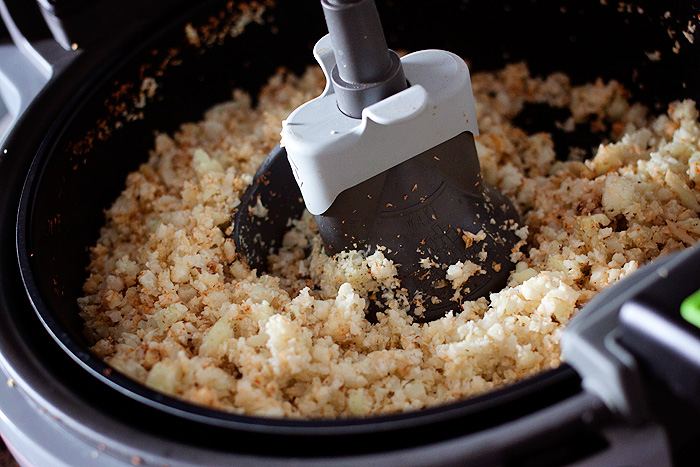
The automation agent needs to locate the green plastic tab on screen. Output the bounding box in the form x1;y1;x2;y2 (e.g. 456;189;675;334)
681;289;700;329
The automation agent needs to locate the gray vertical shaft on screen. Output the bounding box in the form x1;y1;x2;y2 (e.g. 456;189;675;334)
321;0;392;84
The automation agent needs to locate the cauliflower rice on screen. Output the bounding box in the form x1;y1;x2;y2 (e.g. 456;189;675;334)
78;62;700;418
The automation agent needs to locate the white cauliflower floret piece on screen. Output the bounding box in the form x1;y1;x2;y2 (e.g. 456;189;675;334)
601;175;636;216
446;261;484;289
320;283;368;343
265;314;313;378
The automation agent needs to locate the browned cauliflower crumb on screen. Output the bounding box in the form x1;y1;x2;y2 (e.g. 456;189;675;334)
79;62;700;418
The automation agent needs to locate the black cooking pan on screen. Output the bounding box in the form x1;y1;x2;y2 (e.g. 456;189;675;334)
4;0;700;461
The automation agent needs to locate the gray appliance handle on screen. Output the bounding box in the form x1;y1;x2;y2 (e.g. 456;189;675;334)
0;0;75;150
562;245;700;466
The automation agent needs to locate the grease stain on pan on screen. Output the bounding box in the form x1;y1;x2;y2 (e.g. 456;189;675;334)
66;0;274;157
598;0;699;55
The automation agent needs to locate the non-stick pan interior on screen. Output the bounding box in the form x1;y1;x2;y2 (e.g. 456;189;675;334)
15;0;700;437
